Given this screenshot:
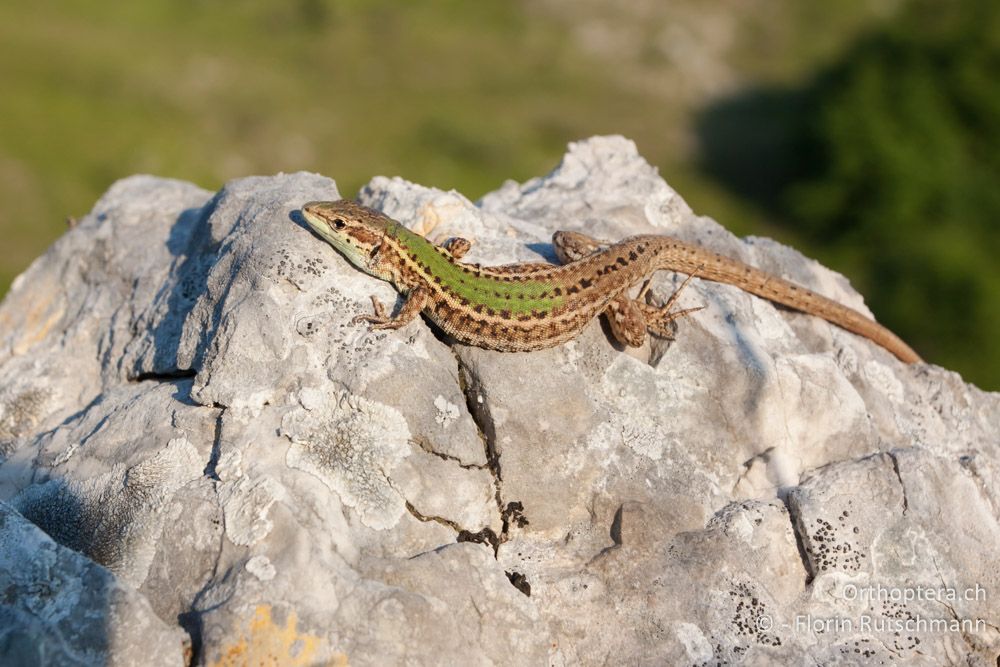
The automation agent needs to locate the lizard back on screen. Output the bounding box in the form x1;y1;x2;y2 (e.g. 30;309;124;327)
382;224;642;350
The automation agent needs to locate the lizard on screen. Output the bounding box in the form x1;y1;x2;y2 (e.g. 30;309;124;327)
299;199;921;363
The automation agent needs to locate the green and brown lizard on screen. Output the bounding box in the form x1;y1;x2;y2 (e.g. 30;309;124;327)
300;200;921;363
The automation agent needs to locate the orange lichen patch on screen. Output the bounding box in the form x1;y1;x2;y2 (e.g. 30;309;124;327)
208;604;346;667
0;279;65;356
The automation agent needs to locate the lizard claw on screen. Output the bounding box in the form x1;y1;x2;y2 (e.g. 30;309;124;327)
351;295;390;327
642;269;705;339
349;289;429;333
369;295;388;319
646;305;705;339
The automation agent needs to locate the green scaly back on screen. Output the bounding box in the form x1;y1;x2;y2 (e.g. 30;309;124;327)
389;224;565;314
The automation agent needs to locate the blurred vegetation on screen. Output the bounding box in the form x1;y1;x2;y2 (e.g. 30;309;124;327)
792;0;1000;388
699;0;1000;388
0;0;996;388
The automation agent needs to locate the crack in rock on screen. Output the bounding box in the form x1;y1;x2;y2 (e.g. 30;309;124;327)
405;500;463;533
888;450;909;515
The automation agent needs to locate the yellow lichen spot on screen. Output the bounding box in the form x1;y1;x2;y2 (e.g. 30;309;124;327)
0;275;65;356
208;604;347;667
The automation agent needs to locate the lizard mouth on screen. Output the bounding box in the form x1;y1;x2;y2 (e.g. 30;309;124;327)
301;205;346;252
301;202;331;232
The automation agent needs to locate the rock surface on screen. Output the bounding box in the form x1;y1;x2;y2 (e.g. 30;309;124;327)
1;136;998;665
0;500;187;666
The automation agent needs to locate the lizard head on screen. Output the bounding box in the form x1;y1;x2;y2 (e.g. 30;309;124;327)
301;200;395;280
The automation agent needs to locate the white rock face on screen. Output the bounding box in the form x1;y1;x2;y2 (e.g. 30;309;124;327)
0;137;998;665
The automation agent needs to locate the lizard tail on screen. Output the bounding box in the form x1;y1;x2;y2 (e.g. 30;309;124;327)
652;238;923;364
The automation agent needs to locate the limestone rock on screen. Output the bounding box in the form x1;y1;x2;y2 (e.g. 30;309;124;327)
1;137;998;665
0;500;187;666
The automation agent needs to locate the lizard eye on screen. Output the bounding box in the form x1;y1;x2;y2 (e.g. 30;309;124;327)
332;218;346;229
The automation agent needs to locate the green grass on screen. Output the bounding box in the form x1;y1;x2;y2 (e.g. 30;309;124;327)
0;0;639;204
0;0;873;272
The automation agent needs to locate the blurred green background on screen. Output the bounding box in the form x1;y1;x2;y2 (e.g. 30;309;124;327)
1;0;996;389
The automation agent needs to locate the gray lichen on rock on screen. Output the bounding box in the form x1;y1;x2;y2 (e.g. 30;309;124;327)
218;472;284;547
14;436;203;587
281;388;412;530
0;386;49;453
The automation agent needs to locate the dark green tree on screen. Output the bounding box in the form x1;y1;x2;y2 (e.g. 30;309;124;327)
787;0;1000;388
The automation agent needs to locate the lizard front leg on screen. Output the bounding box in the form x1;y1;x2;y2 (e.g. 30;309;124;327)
352;287;431;331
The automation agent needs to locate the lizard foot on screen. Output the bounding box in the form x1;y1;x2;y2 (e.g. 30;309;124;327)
642;270;704;339
351;295;392;327
350;289;430;332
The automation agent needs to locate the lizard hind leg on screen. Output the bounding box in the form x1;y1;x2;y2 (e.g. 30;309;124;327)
552;230;609;264
604;296;647;348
